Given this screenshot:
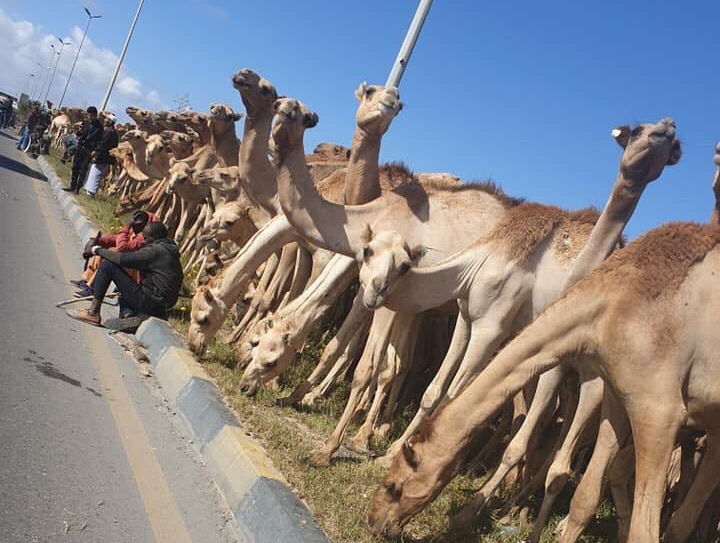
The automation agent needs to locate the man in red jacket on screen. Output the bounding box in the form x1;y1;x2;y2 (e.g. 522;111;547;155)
72;210;153;316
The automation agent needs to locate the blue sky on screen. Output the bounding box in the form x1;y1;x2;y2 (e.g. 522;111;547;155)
1;0;719;238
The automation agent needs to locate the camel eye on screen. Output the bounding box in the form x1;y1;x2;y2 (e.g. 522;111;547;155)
250;339;259;347
223;220;233;227
365;87;376;97
363;247;373;260
631;126;643;138
385;482;401;500
399;262;410;276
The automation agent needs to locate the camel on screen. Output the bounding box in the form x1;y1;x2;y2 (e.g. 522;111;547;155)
366;170;720;543
160;130;197;159
126;106;161;134
187;82;404;355
207;103;241;167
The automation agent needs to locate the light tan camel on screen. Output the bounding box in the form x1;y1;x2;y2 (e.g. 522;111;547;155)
160;130;197;160
188;83;404;354
126;106;161;134
207;103;241;167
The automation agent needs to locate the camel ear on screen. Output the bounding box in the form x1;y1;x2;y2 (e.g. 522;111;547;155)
203;288;214;303
273;99;282;112
282;332;291;343
402;440;419;470
612;125;631;149
360;224;373;245
405;243;426;263
714;143;720;167
304;112;319;128
354;82;368;101
233;113;242;122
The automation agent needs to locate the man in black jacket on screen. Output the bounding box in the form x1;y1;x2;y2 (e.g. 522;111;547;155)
64;106;102;194
66;222;183;327
83;112;119;196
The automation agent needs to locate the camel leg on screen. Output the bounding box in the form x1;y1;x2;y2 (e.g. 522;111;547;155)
228;254;279;346
259;244;297;314
303;322;368;405
608;443;635;543
449;365;566;529
624;389;685;543
279;292;370;407
559;391;630;543
174;198;188;242
349;314;419;452
379;308;471;464
309;308;395;466
528;371;603;543
283;246;312;307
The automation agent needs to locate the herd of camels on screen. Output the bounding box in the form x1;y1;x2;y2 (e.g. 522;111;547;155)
50;67;720;542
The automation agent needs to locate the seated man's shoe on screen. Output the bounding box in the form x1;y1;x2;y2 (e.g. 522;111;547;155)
69;279;88;288
62;187;76;192
65;308;102;327
73;285;94;298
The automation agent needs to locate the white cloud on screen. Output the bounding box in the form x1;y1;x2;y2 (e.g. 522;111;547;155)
0;9;162;120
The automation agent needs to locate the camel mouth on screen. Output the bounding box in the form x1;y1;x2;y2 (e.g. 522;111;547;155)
239;380;260;396
379;101;398;113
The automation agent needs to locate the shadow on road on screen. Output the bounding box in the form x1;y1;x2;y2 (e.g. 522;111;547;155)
0;153;46;181
0;131;18;141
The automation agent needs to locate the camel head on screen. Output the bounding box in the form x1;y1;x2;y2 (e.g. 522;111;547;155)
194;166;240;193
121;129;149;148
357;226;425;309
188;285;225;355
354;82;402;136
613;117;681;185
160;130;195;157
197;201;253;246
231;68;278;114
126;106;154;124
367;426;449;538
166;160;194;195
146;134;170;162
209;103;242;126
271;98;319;155
238;317;295;396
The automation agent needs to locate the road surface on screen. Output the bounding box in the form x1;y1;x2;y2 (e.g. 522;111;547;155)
0;130;241;543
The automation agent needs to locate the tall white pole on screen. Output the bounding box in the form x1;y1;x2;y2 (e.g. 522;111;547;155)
100;0;144;111
44;39;71;105
59;9;101;108
36;45;55;101
385;0;434;89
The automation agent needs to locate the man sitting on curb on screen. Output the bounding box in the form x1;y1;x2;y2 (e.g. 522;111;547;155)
66;222;183;327
72;210;153;300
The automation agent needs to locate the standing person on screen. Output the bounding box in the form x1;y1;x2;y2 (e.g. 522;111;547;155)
16;105;39;151
63;106;102;194
83;112;119;196
66;222;183;326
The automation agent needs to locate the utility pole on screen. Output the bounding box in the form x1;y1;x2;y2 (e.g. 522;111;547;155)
44;37;71;106
385;0;434;89
59;6;102;108
100;0;145;111
35;44;56;101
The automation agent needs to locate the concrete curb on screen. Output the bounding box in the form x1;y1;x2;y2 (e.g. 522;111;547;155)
36;155;331;543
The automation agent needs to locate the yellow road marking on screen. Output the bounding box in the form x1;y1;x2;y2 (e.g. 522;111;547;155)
30;173;194;543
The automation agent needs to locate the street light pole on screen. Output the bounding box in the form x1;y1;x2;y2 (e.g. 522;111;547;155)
35;44;56;101
59;7;102;108
44;37;71;106
385;0;434;89
100;0;144;111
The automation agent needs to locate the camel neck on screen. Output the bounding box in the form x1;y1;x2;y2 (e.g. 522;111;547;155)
345;129;382;204
710;170;720;226
240;113;273;158
564;173;647;288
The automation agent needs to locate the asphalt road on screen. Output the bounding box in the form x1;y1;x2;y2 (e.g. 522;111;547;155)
0;130;241;543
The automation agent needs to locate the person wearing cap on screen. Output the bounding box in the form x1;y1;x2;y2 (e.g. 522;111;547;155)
83;112;119;196
65;106;103;193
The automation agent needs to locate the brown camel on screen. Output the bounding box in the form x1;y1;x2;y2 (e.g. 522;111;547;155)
367;181;719;543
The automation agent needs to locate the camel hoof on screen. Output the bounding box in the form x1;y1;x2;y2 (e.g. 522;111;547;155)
275;395;300;408
375;423;391;439
308;448;332;467
301;394;321;407
347;436;371;455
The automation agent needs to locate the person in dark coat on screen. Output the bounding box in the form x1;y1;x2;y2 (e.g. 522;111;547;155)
66;221;184;327
64;106;102;194
83;112;119;196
